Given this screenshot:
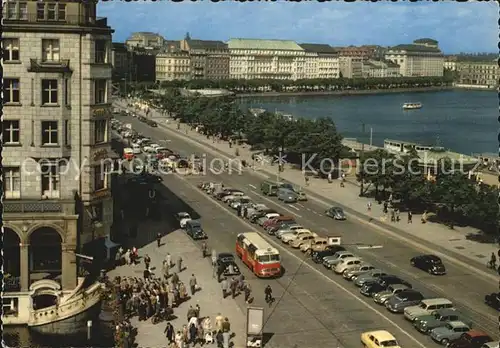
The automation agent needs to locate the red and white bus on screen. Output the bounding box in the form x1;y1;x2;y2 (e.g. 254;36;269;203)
235;232;281;278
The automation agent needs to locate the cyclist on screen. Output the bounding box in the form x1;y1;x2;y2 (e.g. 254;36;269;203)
264;285;273;303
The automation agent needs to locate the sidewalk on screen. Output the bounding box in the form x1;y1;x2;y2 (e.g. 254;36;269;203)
114;99;498;269
107;227;246;348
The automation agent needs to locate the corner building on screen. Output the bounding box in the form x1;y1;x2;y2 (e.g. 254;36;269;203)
2;0;114;296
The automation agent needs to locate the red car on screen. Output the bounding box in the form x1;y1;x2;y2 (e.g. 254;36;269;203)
447;330;492;348
263;216;294;230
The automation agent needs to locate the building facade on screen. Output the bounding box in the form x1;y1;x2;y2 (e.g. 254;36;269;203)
385;38;444;77
299;44;339;79
362;59;400;78
3;0;114;295
111;42;131;81
339;56;363;78
180;39;230;80
457;60;499;87
156;44;191;81
125;32;165;50
228;39;307;80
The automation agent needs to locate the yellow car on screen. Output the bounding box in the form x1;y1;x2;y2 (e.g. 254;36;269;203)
361;330;401;348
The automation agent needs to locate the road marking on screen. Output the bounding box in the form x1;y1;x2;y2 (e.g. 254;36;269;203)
249;184;257;189
287;204;300;211
297;203;305;208
357;245;383;250
172;172;428;348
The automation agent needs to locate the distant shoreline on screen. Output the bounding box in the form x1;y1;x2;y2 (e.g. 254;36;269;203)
236;86;479;98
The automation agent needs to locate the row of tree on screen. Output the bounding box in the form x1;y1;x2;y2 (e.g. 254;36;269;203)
358;149;499;233
146;89;499;235
157;76;452;93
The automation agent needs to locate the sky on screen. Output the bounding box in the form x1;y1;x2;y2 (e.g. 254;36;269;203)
98;1;498;54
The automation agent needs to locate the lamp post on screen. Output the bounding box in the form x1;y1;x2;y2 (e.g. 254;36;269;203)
359;123;366;197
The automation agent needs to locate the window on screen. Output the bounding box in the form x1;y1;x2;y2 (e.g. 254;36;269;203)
94;79;107;104
4;79;20;103
93;166;107;191
64;78;70;105
3;167;21;199
42;39;60;62
41;162;59;198
94;120;107;144
47;3;56;20
41;121;58;145
6;2;27;20
19;2;27;19
36;3;44;19
37;3;65;21
3;120;20;144
64;120;70;146
42;79;58;105
3;39;20;61
58;4;66;21
95;40;107;63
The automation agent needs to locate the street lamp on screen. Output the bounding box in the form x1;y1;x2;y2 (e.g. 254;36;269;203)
359;123;366;197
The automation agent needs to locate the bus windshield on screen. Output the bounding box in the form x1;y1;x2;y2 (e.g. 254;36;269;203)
257;254;280;263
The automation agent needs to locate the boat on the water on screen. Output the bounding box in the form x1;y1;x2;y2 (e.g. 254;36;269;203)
402;102;422;110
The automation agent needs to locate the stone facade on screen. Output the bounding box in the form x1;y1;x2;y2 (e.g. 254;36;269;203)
156;48;191;81
385;38;444;77
3;0;114;292
299;43;340;79
339;56;363;78
457;60;499;87
125;32;165;50
362;59;401;78
180;39;230;80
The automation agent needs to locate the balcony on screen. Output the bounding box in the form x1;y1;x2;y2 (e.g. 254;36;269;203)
94;50;108;65
4;199;75;215
3;14;110;28
28;59;72;74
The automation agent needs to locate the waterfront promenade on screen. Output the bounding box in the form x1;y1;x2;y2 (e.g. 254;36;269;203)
107;224;247;348
113;99;499;273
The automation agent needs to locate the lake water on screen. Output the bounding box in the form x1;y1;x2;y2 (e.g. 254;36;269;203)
239;90;498;156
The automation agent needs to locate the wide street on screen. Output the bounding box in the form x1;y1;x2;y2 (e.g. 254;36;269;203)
114;111;498;347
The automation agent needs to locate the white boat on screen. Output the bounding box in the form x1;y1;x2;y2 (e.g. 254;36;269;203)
402;102;422;110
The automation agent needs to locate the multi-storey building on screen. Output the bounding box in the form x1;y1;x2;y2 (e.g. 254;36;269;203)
444;56;458;71
111;42;131;81
180;39;229;80
299;44;339;79
457;60;499;87
156;43;191;81
362;59;400;78
339;56;363;78
337;46;376;59
385;38;444;77
125;31;165;50
3;0;114;302
228;39;307;80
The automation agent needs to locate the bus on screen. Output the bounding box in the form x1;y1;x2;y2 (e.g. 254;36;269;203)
235;232;281;278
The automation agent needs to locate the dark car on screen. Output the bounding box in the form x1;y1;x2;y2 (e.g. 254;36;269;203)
360;281;386;297
185;220;207;240
216;253;240;280
249;209;277;223
148;120;158;127
377;275;412;289
215;189;243;200
411;254;446;275
311;246;346;263
325;206;346;220
484;292;500;311
447;330;493;348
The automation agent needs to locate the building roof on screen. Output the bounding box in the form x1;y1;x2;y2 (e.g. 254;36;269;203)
299;43;338;54
414;38;438;44
228;38;304;51
128;32;163;40
389;44;441;53
165;40;180;50
187;39;228;50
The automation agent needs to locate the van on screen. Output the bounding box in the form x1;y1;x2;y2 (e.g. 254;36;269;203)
261;181;278;196
277;188;297;203
404;298;454;321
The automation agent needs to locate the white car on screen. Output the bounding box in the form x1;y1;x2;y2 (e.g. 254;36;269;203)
176;212;192;228
281;229;315;244
222;192;244;203
257;213;280;226
275;225;304;239
132;144;142;154
334;257;363;274
230;197;252;209
143;143;160;153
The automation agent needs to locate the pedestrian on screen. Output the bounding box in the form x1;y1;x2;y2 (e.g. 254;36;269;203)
163;260;170;280
201;242;207;258
264;285;273;304
189;323;198;346
407;210;412;223
171;272;179;287
244;283;252;304
166;253;172;267
143;267;150;280
215;313;224;332
177;256;183;273
144;254;151;269
243;206;248;219
221;318;231;348
156;232;162;247
195;304;201;318
327;172;332;183
221;278;228;298
237;204;242;217
189;274;198;295
305;175;309;186
390;209;395;222
211;250;217;267
124;249;131;265
187;306;197;321
175;330;184;348
367;201;372;212
421;210;428;224
395;208;400;222
230;278;237;299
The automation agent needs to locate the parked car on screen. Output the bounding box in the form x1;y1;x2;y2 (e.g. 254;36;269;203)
263;216;295;231
230;196;252;209
268;220;299;234
275;225;305;239
322;251;356;269
311;247;346;264
281;229;315;244
295;190;307;201
299;237;329;253
334;257;362;274
261;181;279;196
249;208;276;223
354;269;388;287
484;292;500;311
342;263;375;280
414;308;472;334
373;284;411;305
481;342;500;348
410;254;446;275
257;212;281;226
222;192;245;203
360;330;401;348
385;290;424;313
360;281;386;297
185;220;207;240
325;206;346;220
404;298;454;322
290;234;316;248
430;321;471;345
216;253;240;278
175;212;192;228
448;330;492;348
377;275;412;289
